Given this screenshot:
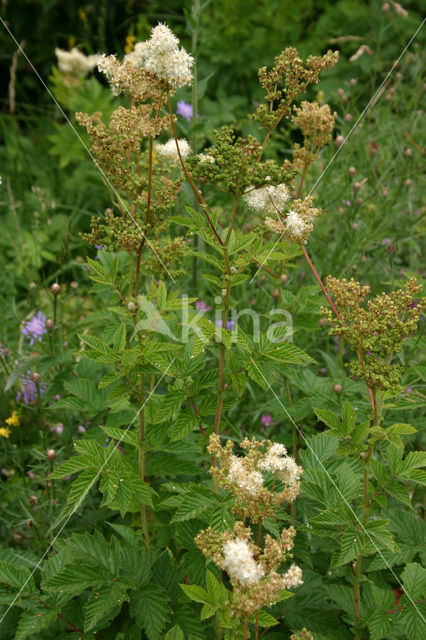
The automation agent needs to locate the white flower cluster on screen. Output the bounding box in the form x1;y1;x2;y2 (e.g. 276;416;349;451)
285;210;309;240
124;23;194;90
155;138;191;164
282;564;303;589
97;54;121;95
228;456;264;496
222;537;265;586
243;182;290;216
55;47;98;75
260;443;302;486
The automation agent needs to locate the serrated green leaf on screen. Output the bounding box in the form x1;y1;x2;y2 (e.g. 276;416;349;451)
169;412;199;441
255;610;279;627
398;601;426;640
0;561;35;593
61;469;98;519
401;563;426;601
129;585;170;640
15;606;57;640
84;582;127;631
201;603;217;620
313;407;342;431
113;324;127;352
180;583;209;604
368;609;394;640
50;456;90;479
43;564;104;594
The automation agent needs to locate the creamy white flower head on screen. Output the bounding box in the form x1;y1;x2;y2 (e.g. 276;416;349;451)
155;138;191;164
228;456;264;496
259;445;302;488
285;210;308;240
197;153;215;164
97;54;121;94
282;564;303;589
243;182;290;215
123;41;149;66
55;47;98;75
222;537;265;586
124;23;193;90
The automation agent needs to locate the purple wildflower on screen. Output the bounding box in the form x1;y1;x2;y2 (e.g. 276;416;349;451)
176;100;193;121
343;199;351;206
261;414;273;427
381;238;392;246
21;311;47;346
405;388;413;393
215;319;234;330
16;370;46;404
196;300;211;311
55;423;64;435
94;244;106;260
77;425;86;434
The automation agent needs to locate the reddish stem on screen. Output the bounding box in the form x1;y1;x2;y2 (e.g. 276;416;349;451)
302;245;375;413
367;386;375;413
301;245;342;321
167;96;224;246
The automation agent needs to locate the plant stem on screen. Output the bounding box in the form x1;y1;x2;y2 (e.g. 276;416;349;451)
191;3;200;288
297;164;308;198
302;245;376;414
244;616;249;640
353;390;377;638
284;378;298;521
138;374;150;552
212;195;239;476
167;95;224;246
301;245;341;321
255;613;259;640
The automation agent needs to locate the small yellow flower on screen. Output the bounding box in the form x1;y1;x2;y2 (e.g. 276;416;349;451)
0;427;11;438
78;8;88;25
125;35;136;55
5;411;20;427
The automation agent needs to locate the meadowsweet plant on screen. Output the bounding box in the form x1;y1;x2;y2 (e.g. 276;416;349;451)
186;434;302;638
0;13;425;640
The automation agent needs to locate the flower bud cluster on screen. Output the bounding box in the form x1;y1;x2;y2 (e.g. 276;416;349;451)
322;276;425;393
253;47;338;129
186;127;295;196
195;518;301;617
264;196;321;244
293;101;337;168
207;433;302;521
